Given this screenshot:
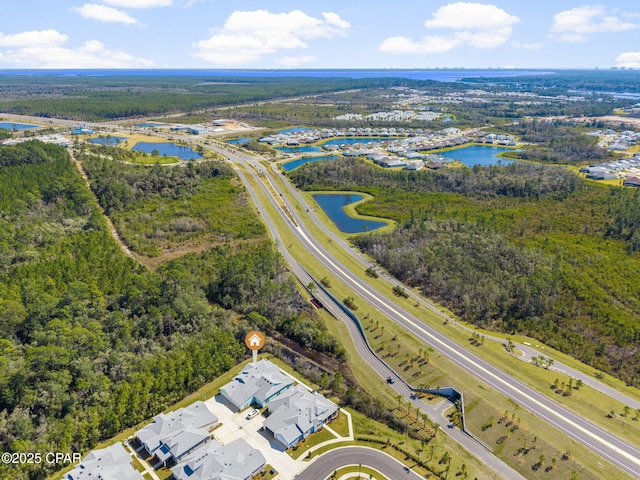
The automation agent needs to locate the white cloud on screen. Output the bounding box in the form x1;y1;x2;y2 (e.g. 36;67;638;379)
193;9;350;66
0;29;154;68
102;0;171;7
424;2;519;30
380;3;519;55
73;4;139;24
276;55;317;68
0;29;68;47
322;12;351;29
380;35;462;54
616;51;640;68
551;5;637;42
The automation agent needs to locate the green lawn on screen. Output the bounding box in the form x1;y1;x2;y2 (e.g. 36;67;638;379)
291;427;338;459
332;465;390;479
330;411;351;437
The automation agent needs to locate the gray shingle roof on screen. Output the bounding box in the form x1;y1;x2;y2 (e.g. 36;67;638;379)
171;438;266;480
263;385;338;448
136;401;217;459
220;360;293;409
66;444;143;480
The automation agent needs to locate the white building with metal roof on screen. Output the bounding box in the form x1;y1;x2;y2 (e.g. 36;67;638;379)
171;438;266;480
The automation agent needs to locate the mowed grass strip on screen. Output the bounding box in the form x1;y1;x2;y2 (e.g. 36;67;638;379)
251;163;638;479
269;164;640;447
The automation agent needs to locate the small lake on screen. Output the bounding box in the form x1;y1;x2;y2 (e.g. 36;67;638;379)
90;136;127;146
322;137;396;146
227;137;252;144
312;193;387;234
276;146;322;153
132;142;204;160
282;155;339;172
0;122;40;130
439;146;517;167
279;127;314;133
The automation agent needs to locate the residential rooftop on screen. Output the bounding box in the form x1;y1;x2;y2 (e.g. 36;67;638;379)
171;438;266;480
66;443;143;480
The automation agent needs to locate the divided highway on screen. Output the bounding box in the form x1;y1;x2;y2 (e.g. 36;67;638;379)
227;147;525;479
215;142;640;478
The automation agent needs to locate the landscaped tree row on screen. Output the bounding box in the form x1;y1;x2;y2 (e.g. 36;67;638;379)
289;158;640;385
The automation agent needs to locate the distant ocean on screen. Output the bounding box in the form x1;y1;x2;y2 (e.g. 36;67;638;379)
0;69;552;82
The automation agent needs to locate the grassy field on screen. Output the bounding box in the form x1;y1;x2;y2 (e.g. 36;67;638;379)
312;409;493;480
330;411;352;437
110;176;265;257
245;162;639;479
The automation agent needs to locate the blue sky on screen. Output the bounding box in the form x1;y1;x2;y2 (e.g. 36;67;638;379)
1;1;640;69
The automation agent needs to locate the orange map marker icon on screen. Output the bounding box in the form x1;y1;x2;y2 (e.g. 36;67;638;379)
245;331;265;362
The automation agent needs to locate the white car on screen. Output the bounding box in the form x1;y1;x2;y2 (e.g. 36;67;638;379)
246;408;260;420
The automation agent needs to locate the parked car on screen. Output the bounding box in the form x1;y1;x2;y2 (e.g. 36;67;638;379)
246;408;260;420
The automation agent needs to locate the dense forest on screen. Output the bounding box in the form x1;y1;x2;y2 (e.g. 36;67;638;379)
289;156;582;200
289;158;640;385
502;120;614;165
0;75;410;121
355;219;556;330
0;142;340;479
448;97;615;126
464;70;640;94
79;151;265;256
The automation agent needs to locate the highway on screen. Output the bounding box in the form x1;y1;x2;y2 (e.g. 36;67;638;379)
11;113;638;477
227;147;524;479
216;143;640;479
266;160;640;413
295;446;424;480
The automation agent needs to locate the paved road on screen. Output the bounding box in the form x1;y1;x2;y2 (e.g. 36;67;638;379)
295;446;424;480
217;145;640;479
266;161;640;412
227;149;523;479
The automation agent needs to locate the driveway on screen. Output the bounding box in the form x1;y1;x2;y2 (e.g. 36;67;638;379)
205;394;306;479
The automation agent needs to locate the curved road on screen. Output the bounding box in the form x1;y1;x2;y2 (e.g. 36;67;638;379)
226;149;523;479
295;446;424;480
216;144;640;479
